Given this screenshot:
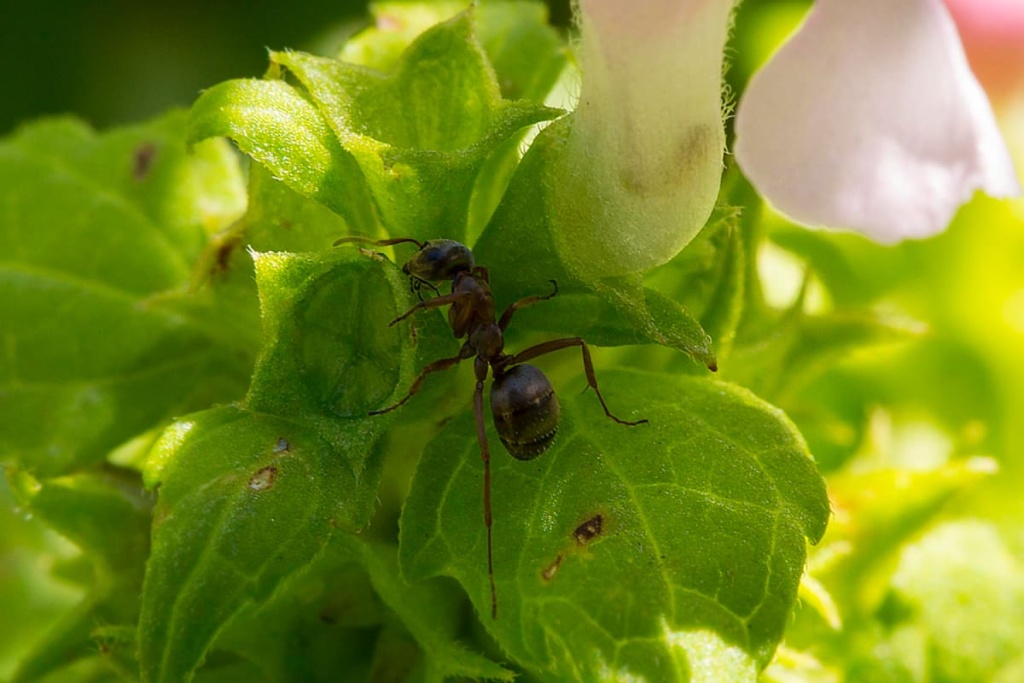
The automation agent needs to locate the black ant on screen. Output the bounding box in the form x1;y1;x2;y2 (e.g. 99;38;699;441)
334;236;647;618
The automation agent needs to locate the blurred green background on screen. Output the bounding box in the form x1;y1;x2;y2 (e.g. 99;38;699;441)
4;0;1024;679
0;0;574;134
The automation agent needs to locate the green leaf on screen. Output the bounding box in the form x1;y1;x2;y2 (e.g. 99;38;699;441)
7;468;151;682
723;306;918;473
646;197;746;361
243;248;420;418
510;283;717;371
471;118;720;371
187;78;380;236
181;162;361;359
780;378;869;474
204;531;509;682
192;10;559;246
211;537;386;681
400;371;829;678
138;249;423;683
470;119;717;370
272;10;560;243
0;474;83;679
6;114;245;261
138;404;388;683
473;117;578;294
351;538;513;682
339;2;469;72
341;1;566;103
334;3;566;247
768;226;896;309
20;656;120;683
471;1;567;102
242;163;351;253
726;306;918;406
0;114;252;475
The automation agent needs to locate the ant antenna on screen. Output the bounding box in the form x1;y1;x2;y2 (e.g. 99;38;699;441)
333;236;426;249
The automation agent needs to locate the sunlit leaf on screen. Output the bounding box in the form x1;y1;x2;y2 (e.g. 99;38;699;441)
342;1;566;103
401;371;829;678
272;11;560;243
187;78;380;236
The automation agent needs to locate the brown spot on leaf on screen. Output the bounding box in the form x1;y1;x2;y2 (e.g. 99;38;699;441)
248;466;278;492
133;143;157;180
541;555;563;582
574;514;604;546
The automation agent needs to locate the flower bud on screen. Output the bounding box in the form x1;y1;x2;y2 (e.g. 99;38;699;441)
554;0;735;277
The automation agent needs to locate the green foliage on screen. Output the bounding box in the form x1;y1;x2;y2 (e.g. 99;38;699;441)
401;373;826;677
2;2;1021;683
341;2;566;103
7;468;150;682
190;10;560;247
883;521;1024;680
0;113;252;477
138;246;426;682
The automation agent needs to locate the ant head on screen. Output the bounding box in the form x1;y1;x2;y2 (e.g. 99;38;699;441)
402;240;474;281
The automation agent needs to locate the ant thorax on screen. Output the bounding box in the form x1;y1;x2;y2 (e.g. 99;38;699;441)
469;322;504;360
447;270;495;339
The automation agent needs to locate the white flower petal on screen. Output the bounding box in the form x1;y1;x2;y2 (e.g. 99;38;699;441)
734;0;1021;244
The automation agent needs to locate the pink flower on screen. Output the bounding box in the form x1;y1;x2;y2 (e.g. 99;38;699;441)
734;0;1021;243
944;0;1024;104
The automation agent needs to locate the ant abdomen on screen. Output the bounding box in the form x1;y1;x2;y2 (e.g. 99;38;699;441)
490;364;560;460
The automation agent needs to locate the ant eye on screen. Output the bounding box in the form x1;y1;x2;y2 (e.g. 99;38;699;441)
424;248;443;263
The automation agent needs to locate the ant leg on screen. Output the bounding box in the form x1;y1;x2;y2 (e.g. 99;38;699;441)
498;280;559;331
369;349;469;415
473;357;498;619
389;290;470;326
508;337;648;426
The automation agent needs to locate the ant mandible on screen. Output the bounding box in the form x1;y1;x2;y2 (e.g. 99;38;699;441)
334;235;647;619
